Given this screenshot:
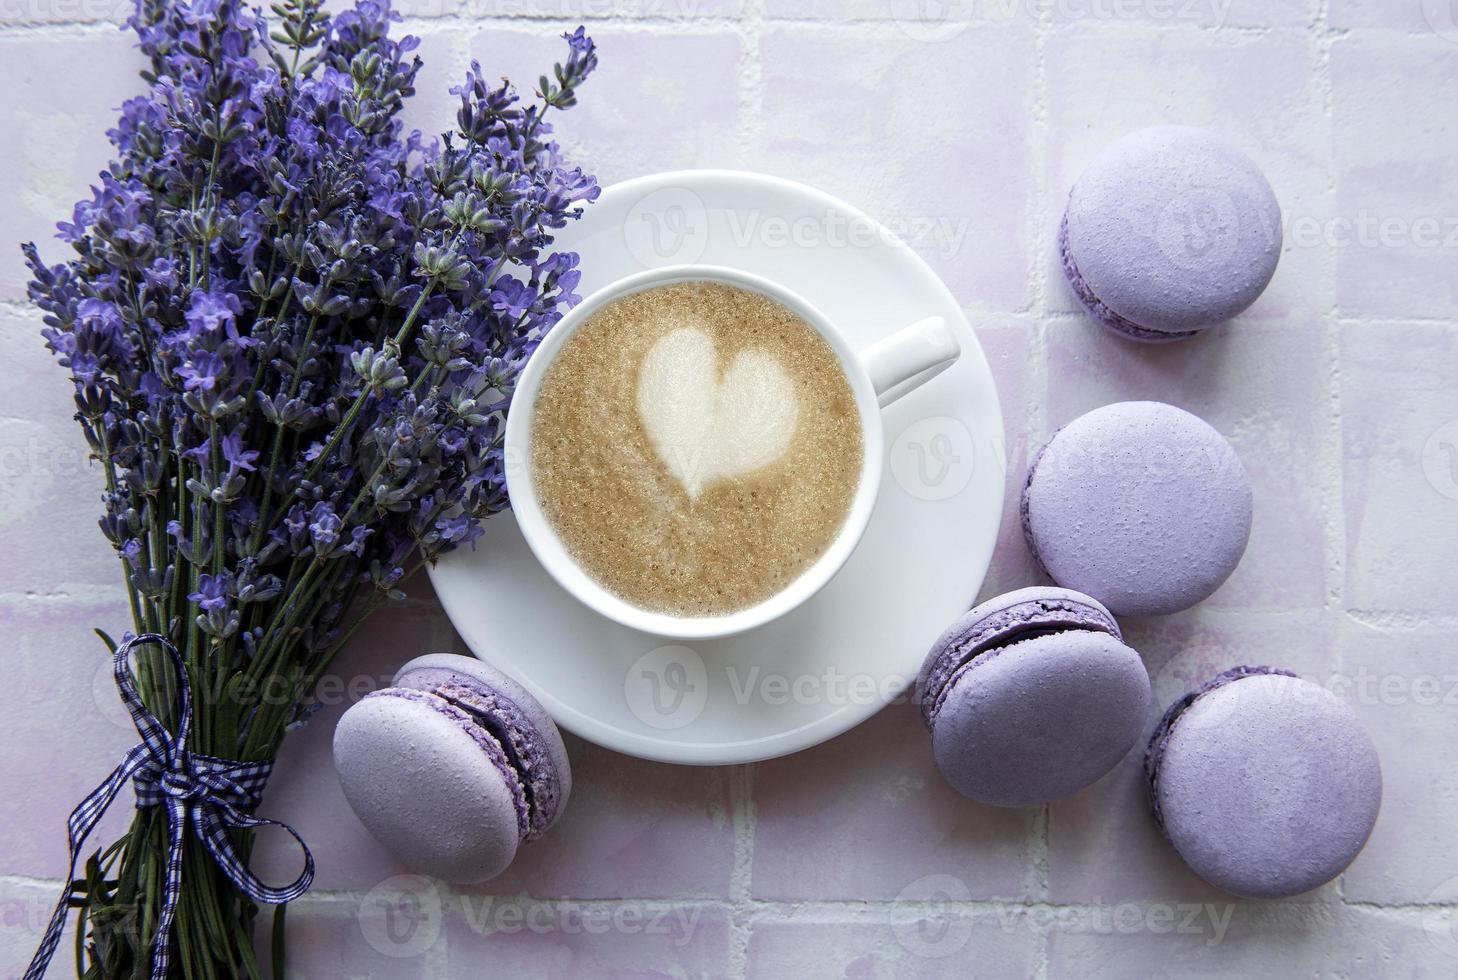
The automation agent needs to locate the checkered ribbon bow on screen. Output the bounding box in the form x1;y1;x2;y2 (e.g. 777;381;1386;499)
26;633;314;980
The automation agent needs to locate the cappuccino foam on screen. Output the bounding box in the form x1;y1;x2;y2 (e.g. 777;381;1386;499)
529;281;864;617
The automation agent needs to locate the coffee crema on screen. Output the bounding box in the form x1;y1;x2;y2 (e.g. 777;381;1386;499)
529;280;864;617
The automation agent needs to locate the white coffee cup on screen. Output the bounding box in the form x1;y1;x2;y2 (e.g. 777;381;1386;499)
505;265;961;639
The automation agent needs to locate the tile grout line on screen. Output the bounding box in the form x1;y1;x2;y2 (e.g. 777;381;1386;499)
1312;0;1352;914
1025;9;1054;978
726;3;765;975
1312;0;1347;628
9;872;1458;916
8;589;1458;627
1309;0;1347;593
1024;1;1053;456
730;0;765;167
1027;806;1052;980
726;762;757;979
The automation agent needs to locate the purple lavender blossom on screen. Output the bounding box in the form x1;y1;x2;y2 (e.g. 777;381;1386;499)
189;574;231;612
22;0;599;683
185;290;244;338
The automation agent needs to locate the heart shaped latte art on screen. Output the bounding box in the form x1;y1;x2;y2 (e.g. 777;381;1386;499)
636;327;800;499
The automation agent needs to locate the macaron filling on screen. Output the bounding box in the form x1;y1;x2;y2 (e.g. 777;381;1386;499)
1142;664;1296;836
919;594;1122;729
431;681;562;842
1058;212;1202;344
368;686;534;840
394;663;566;841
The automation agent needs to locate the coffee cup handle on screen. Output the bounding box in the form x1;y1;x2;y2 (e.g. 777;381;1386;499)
858;316;961;408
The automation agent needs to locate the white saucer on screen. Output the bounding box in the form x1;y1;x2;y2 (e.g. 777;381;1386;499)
428;170;1005;765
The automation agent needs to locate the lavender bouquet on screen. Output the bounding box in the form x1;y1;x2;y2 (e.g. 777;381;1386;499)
21;0;597;975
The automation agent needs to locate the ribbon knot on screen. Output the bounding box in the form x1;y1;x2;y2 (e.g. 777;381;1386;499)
158;770;202;800
26;633;315;980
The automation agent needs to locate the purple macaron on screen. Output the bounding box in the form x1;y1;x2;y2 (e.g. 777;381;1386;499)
1021;401;1252;618
917;587;1151;807
1060;125;1282;343
1146;667;1382;899
333;653;571;883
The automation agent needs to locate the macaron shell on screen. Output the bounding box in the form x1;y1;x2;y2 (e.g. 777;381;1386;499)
931;629;1151;807
1063;125;1281;336
1059;214;1200;344
917;586;1121;727
1153;674;1382;899
333;694;522;883
394;652;572;830
1022;402;1252;617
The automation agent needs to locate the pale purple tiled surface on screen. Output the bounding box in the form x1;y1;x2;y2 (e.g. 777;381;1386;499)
1331;38;1458;319
1340;320;1458;616
745;912;1033;979
442;902;733;976
751;704;1036;903
0;307;119;592
755;22;1037;308
0;30;142;301
1047;904;1456;978
1339;621;1458;906
4;3;1458;978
